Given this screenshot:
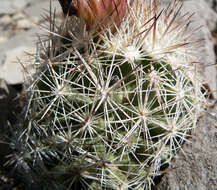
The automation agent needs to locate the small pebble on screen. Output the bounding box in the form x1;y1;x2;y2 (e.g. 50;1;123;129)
12;12;25;21
0;15;12;25
16;19;35;29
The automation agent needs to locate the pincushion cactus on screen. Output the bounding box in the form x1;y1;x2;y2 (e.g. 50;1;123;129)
7;0;206;189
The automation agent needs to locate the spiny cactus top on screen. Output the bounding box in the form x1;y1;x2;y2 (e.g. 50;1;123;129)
10;0;206;189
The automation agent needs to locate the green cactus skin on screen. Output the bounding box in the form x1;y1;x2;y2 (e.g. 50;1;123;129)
9;0;206;189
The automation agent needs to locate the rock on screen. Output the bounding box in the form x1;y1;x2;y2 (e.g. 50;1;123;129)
0;15;12;41
204;0;217;13
16;18;35;29
12;12;25;21
182;0;217;32
0;0;31;15
0;36;8;44
181;0;217;98
0;28;41;84
0;46;35;84
0;15;12;25
0;0;62;85
23;0;61;21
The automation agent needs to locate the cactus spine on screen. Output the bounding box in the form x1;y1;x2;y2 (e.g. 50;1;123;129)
10;0;206;189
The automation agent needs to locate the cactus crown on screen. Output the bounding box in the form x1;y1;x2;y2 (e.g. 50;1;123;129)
9;0;206;189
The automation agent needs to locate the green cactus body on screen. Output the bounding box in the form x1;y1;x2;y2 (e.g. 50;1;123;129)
17;0;206;189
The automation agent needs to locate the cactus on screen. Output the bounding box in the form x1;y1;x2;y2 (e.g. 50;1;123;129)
7;0;206;189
